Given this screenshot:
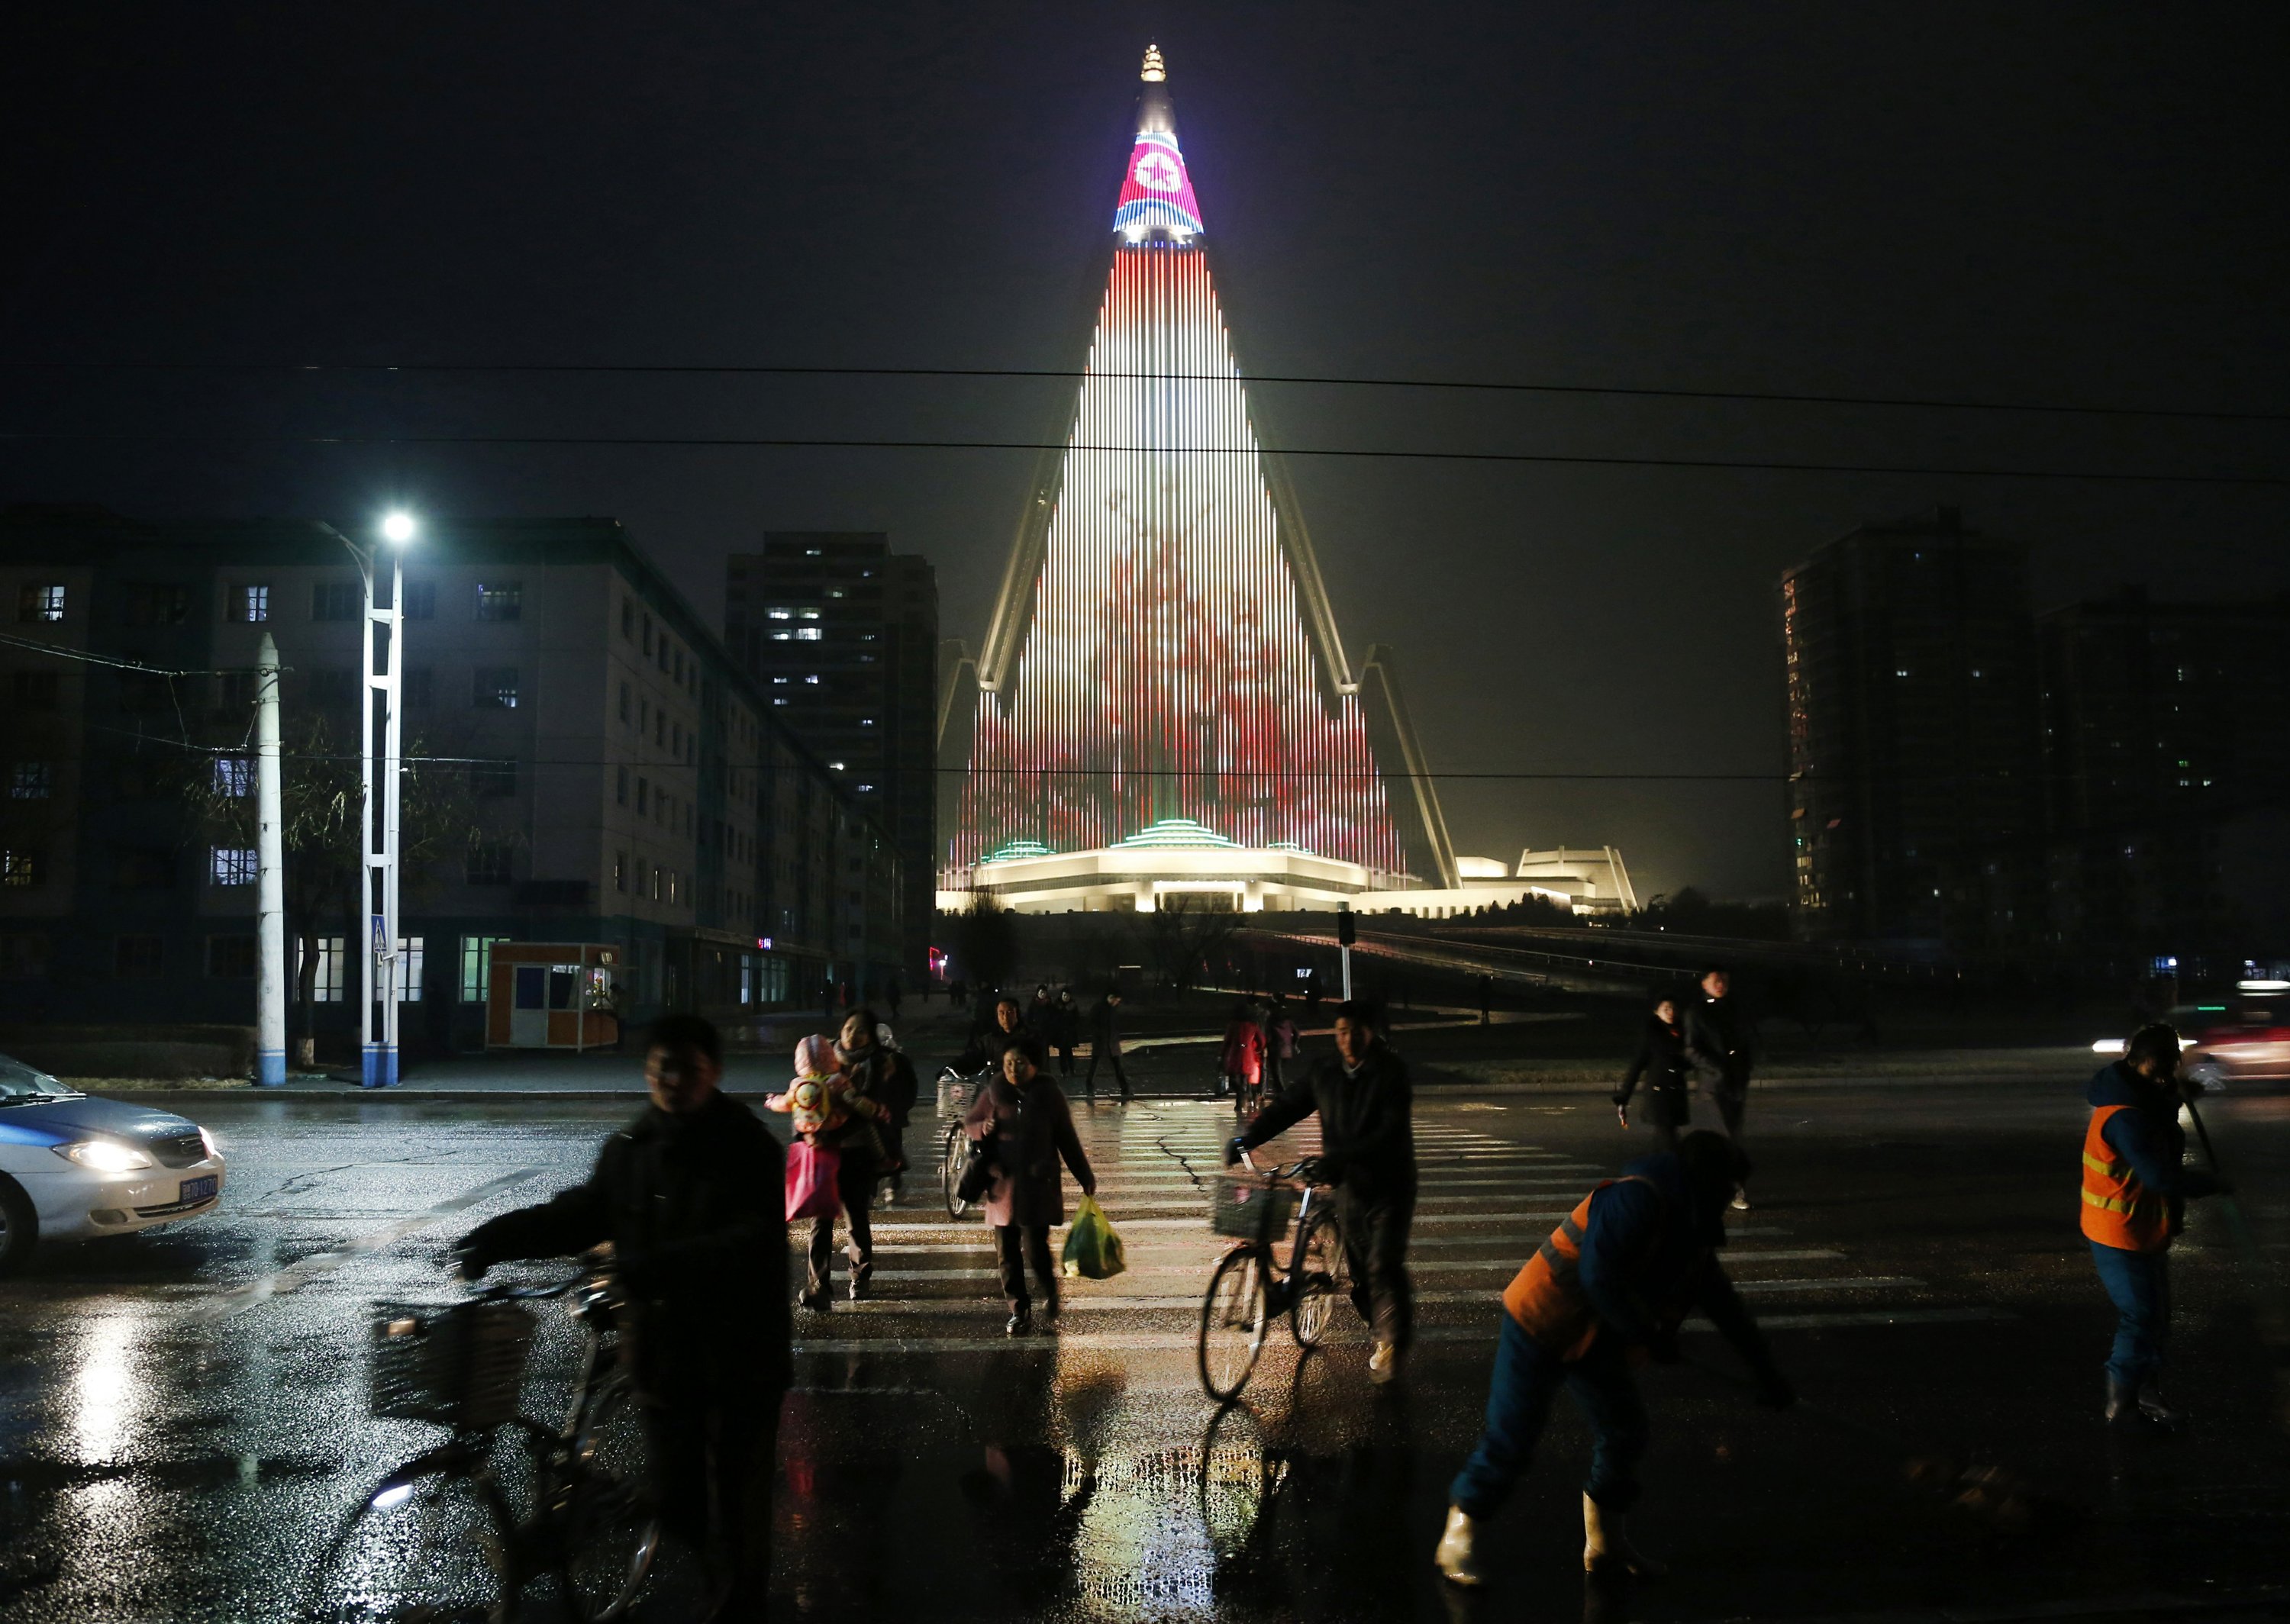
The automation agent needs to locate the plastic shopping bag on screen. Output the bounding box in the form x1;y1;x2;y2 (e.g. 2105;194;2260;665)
785;1139;843;1223
1060;1194;1127;1281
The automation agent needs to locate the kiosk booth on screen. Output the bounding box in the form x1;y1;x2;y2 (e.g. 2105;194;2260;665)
485;943;621;1051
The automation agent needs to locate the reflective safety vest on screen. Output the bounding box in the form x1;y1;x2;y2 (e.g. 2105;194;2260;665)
2081;1104;2170;1253
1503;1176;1656;1359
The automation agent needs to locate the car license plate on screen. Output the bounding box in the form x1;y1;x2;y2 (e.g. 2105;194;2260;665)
179;1176;218;1204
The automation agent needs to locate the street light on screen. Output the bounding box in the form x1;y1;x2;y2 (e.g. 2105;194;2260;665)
347;511;416;1086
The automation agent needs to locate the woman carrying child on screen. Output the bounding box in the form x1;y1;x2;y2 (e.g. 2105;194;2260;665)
769;1033;892;1311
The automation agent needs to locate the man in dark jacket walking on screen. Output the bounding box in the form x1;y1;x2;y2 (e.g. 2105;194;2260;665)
2081;1023;2224;1426
1229;1001;1417;1384
1684;965;1754;1210
455;1014;785;1619
1084;988;1130;1104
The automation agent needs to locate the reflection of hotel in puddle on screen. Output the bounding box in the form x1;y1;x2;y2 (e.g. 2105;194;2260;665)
938;47;1630;921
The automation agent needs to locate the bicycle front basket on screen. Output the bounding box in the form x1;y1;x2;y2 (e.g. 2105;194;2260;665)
1210;1178;1295;1242
370;1299;537;1429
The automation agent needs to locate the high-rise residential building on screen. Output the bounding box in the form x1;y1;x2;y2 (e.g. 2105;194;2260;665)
1780;508;2043;946
0;506;899;1049
2037;587;2290;948
725;534;937;978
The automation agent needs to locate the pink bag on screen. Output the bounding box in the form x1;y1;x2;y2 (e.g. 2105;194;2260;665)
785;1139;843;1222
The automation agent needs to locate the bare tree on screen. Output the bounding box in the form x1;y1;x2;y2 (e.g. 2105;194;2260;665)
1146;894;1243;994
182;712;489;1065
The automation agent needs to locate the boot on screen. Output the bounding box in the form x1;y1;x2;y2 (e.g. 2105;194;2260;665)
1582;1493;1665;1577
1433;1505;1483;1586
2136;1378;2188;1429
2104;1374;2147;1426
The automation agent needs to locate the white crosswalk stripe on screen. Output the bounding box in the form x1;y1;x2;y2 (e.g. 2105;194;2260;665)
791;1102;1987;1357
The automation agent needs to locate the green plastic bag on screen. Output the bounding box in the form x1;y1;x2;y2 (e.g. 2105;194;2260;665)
1061;1194;1127;1281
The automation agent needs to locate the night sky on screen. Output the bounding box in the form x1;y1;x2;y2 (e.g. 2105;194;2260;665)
6;5;2287;901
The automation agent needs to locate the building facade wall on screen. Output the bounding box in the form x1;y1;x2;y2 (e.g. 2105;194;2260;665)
0;508;899;1052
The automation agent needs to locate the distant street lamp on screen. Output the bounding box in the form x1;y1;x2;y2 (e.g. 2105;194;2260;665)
346;511;416;1087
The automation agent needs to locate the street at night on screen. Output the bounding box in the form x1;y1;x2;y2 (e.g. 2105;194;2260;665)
5;1036;2286;1621
8;8;2290;1622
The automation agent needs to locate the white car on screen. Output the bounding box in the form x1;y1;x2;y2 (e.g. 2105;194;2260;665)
0;1051;227;1274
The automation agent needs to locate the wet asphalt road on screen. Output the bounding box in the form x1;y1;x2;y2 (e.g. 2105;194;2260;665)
2;1070;2287;1624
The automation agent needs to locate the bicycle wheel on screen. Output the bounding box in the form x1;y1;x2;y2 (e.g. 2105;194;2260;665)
310;1456;514;1623
556;1369;662;1622
1290;1208;1352;1348
942;1126;973;1220
1198;1247;1269;1402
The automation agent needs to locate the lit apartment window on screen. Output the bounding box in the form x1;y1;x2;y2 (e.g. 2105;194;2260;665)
805;675;820;685
460;936;508;1001
768;609;792;620
302;936;347;1002
770;633;792;642
229;584;270;622
473;667;519;709
397;936;425;1001
212;757;253;797
10;762;53;799
798;609;820;620
18;585;65;622
1;849;40;888
475;582;523;621
795;628;821;641
210;846;258;885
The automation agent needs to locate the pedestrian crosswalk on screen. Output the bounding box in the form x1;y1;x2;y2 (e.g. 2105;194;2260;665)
788;1102;2002;1361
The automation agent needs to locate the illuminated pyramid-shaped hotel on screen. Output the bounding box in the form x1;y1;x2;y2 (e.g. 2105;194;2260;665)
939;47;1635;918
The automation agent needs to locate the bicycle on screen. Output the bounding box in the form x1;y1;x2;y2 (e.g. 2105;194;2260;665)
1196;1158;1352;1402
310;1268;660;1622
938;1063;992;1220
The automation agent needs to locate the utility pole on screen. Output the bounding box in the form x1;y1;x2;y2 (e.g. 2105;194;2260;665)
254;631;285;1087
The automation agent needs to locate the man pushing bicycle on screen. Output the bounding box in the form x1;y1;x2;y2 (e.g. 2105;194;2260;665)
1227;1000;1417;1384
453;1015;786;1621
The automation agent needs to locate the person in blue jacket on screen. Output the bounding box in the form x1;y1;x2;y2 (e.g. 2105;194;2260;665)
2079;1023;2224;1426
1436;1131;1792;1585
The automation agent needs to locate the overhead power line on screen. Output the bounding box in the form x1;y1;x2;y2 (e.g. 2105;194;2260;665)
1;429;2282;487
5;358;2286;424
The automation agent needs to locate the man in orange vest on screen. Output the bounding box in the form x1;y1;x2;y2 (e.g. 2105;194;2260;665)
2082;1023;2223;1426
1434;1131;1792;1587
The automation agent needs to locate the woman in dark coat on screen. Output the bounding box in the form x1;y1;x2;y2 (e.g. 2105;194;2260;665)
1614;994;1692;1149
964;1039;1095;1335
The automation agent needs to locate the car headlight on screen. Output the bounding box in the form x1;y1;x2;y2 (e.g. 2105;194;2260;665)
198;1126;220;1158
53;1139;156;1174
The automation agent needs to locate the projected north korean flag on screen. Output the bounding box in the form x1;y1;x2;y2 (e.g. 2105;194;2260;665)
1112;131;1204;239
